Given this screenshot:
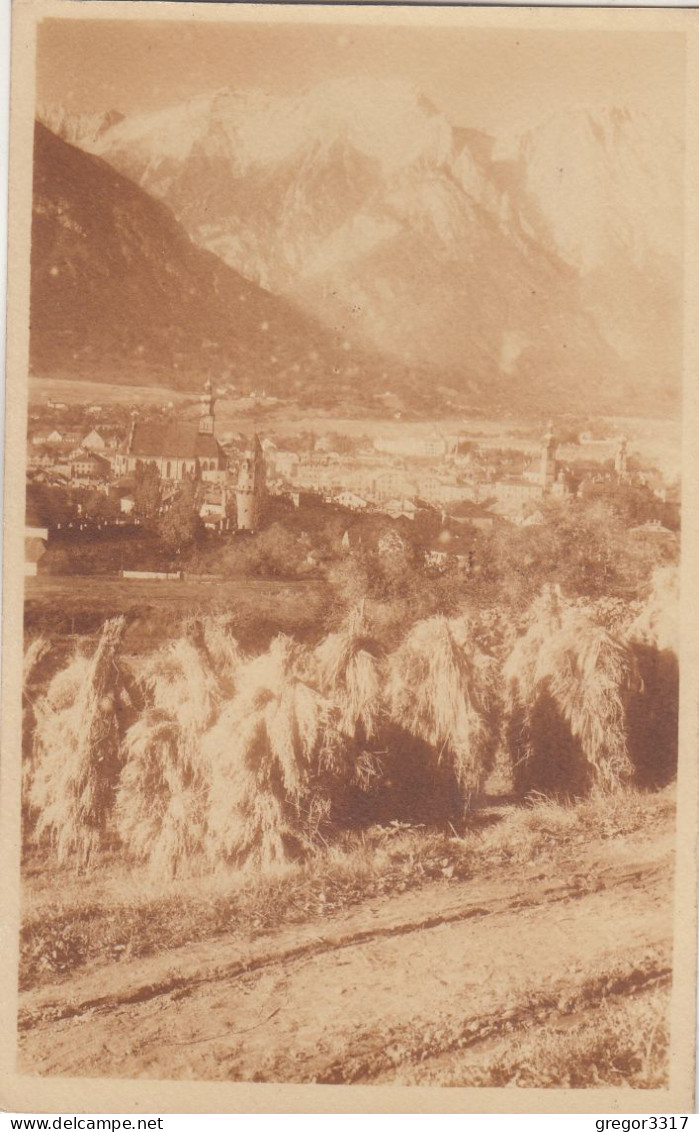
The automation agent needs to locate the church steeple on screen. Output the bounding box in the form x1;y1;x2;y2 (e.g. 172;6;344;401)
539;420;557;488
236;434;267;532
615;435;628;478
198;378;216;436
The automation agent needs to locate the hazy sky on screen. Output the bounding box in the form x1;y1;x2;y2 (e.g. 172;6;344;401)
37;18;685;135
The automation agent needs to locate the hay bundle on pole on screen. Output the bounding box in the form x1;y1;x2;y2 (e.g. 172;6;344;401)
22;636;52;817
544;612;640;790
136;635;221;735
204;635;327;869
504;597;640;795
116;710;209;878
31;617;129;868
625;566;680;788
627;566;679;656
184;613;247;697
312;604;386;822
503;585;567;697
386;614;500;805
114;626;231;876
314;605;383;742
23;636;51;687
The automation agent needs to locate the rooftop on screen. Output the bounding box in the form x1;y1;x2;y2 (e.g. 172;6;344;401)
126;420;223;461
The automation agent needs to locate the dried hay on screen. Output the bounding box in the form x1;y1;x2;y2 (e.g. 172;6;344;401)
31;618;129;867
627;566;679;656
22;637;52;815
625;568;680;788
137;636;220;738
314;605;383;742
23;636;51;687
185;613;247;697
503;585;568;701
505;600;640;795
204;636;327;869
115;710;210;878
114;620;242;876
386;614;500;801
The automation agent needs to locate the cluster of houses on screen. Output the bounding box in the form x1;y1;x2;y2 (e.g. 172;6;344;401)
29;423;115;484
28;382;268;536
26;380;675;579
268;421;606;525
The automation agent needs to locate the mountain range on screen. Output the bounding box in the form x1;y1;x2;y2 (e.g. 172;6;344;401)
37;80;684;414
32;120;446;408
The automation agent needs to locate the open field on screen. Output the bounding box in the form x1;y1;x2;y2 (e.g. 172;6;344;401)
29;377;193;408
24;575;329;647
18;788;675;1085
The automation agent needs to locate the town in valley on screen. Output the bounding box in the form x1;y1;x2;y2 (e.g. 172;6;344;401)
25;379;679;594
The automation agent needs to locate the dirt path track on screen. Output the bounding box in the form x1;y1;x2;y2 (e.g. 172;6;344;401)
19;830;673;1084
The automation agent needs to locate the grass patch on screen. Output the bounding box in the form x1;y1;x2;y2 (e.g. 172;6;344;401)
479;785;674;865
470;987;669;1088
20;786;674;991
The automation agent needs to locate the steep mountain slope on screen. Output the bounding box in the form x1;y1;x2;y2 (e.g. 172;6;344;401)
65;78;683;412
37;105;126;149
494;107;683;383
495;107;680;274
30;121;435;401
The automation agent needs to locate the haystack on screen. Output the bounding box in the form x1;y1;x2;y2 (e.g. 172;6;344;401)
312;605;387;824
185;613;247;697
625;566;680;788
23;636;50;687
314;605;383;742
31;617;130;867
203;635;327;869
22;636;52;816
116;710;209;877
386;614;500;805
627;566;679;656
114;621;238;875
504;600;640;795
137;635;220;738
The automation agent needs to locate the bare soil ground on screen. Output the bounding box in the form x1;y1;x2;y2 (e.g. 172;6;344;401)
18;794;674;1087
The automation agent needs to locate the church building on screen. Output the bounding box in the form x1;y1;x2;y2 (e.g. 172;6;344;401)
494;421;570;517
114;380;226;482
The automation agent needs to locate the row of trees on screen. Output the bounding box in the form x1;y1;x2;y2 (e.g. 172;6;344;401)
23;570;678;876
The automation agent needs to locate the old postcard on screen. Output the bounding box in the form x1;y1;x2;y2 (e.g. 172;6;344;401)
2;0;698;1114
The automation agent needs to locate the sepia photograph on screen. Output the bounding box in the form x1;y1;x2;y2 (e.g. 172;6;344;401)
2;0;698;1114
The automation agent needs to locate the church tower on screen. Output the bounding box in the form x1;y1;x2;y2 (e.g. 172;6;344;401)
198;378;216;436
614;435;629;478
236;435;266;532
539;420;557;489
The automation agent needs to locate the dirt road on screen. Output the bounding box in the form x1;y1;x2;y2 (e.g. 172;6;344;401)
18;825;673;1084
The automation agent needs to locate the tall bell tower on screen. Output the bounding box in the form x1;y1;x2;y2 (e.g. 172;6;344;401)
614;435;629;478
199;378;216;436
539;420;557;489
236;435;266;532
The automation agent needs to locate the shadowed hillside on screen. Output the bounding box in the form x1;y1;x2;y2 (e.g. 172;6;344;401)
30;122;437;404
